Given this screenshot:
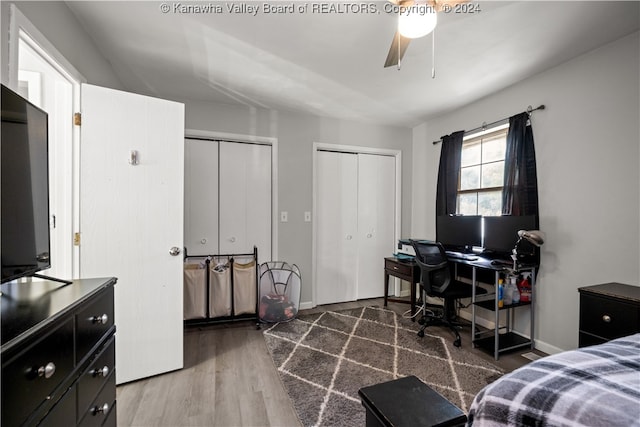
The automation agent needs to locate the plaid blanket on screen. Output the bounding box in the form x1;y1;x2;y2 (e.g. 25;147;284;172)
467;334;640;427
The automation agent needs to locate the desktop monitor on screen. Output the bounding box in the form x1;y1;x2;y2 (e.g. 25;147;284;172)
482;215;538;255
436;215;482;251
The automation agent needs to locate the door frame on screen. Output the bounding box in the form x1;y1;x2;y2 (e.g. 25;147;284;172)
7;4;85;279
185;129;278;261
312;143;402;308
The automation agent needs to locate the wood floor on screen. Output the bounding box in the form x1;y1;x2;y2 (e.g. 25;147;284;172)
116;299;545;427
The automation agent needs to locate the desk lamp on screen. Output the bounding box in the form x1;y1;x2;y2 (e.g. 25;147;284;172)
511;230;545;270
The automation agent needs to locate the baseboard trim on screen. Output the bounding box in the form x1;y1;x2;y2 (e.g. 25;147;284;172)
299;301;314;310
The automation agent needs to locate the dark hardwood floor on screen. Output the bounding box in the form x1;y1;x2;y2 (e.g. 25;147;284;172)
116;298;545;426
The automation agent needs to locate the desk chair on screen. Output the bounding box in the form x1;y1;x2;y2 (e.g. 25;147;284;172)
410;240;485;347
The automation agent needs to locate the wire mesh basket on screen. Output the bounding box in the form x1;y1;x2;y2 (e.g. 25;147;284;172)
258;261;301;323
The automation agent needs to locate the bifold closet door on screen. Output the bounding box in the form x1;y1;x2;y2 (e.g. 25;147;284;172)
184;139;219;255
316;151;359;305
356;154;396;299
219;142;272;261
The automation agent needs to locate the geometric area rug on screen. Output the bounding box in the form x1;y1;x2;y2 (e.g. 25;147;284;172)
263;306;504;427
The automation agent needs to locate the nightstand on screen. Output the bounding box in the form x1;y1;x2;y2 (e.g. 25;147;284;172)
578;282;640;348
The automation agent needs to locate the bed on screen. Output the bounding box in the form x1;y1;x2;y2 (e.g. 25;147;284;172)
467;333;640;427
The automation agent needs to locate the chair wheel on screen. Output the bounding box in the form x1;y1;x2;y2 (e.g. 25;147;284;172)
417;330;425;338
453;338;461;347
418;317;426;325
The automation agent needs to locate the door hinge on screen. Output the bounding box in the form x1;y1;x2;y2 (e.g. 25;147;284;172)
73;232;81;246
74;112;81;126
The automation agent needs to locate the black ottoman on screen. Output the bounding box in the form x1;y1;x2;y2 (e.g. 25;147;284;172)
358;376;467;427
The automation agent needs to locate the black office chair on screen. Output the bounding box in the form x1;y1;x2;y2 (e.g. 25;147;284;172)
410;240;485;347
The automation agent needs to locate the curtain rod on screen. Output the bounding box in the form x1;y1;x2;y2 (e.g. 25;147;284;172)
432;104;545;145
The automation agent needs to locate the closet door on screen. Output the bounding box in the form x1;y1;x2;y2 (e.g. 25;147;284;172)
219;142;272;260
316;151;358;305
184;139;219;255
356;154;396;299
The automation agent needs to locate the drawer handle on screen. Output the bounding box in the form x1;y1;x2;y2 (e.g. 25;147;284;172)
91;366;110;378
92;403;109;416
91;314;109;325
393;266;398;270
37;362;56;379
602;314;612;323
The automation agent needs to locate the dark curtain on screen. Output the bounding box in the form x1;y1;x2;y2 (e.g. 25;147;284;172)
502;112;539;217
436;131;464;216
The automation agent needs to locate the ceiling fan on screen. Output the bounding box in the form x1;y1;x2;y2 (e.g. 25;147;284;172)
384;0;471;69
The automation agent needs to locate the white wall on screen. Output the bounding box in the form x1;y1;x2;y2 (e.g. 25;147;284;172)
412;32;640;353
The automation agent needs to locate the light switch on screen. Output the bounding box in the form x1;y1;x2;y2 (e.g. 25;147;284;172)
304;211;311;222
280;211;288;222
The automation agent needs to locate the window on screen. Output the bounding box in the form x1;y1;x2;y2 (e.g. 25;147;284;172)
457;125;508;216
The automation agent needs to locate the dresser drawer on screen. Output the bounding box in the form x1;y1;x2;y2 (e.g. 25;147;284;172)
385;259;413;278
79;371;116;427
1;318;75;427
579;293;639;340
38;385;77;427
77;335;115;420
76;286;114;363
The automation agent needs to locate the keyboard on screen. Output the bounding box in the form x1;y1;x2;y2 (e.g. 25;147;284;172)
445;251;478;261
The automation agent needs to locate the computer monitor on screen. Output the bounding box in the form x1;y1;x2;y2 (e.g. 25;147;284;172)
436;215;482;251
482;215;538;255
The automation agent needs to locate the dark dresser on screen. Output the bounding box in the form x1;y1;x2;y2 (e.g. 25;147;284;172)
578;282;640;348
1;277;117;427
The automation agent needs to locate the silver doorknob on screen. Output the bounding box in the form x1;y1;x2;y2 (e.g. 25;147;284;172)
229;237;236;243
169;247;181;256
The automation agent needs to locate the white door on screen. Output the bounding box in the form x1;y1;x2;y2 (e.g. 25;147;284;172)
184;138;219;256
357;154;396;299
80;84;184;384
316;151;358;305
219;142;272;261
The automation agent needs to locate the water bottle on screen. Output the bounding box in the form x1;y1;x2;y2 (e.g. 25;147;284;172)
504;279;513;305
498;278;504;308
511;276;520;304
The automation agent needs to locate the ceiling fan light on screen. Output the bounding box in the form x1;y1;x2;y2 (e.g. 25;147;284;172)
398;6;437;39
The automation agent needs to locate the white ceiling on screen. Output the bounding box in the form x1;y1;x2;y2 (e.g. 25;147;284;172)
66;1;640;128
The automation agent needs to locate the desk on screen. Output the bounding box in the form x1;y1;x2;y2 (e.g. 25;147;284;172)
384;256;420;318
453;256;537;360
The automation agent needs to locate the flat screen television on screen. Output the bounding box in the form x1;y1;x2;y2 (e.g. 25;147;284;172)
482;215;538;255
436;215;482;252
1;84;51;283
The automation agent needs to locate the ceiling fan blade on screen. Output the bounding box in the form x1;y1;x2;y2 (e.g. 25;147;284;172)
384;31;411;68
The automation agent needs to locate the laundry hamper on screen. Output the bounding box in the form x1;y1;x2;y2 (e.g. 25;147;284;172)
258;261;301;323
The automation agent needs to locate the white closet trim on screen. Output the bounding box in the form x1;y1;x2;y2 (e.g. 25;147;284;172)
185;129;276;145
